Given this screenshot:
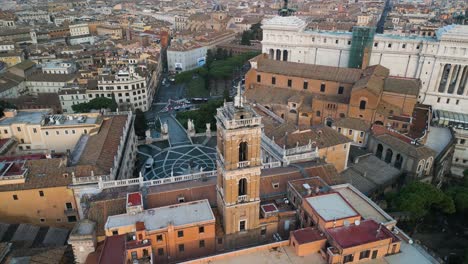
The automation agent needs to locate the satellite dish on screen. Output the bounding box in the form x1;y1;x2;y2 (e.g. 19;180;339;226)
355;220;360;226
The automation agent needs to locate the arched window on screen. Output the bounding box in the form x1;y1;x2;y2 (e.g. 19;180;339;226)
289;109;297;114
395;154;403;169
385;148;393;163
238;178;247;196
283;50;288;61
359;100;367;110
325;118;333;127
239;141;248;162
276;49;281;61
376;144;383;159
269;49;274;59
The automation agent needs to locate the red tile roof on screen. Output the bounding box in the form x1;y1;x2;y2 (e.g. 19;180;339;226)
99;235;126;264
327;219;399;249
292;227;326;244
261;203;278;213
127;192;142;206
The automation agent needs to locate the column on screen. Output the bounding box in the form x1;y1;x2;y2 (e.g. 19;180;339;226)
434;64;443;92
443;64;455;93
454;65;464;94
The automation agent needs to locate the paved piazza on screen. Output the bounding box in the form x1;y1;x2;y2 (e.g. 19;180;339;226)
140;144;217;180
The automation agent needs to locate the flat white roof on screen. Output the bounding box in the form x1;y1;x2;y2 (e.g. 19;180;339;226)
306;193;358;221
105;199;214;231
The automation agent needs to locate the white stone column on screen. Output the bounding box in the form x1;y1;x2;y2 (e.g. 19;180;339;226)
434;63;445;92
454;65;465;94
443;64;455;93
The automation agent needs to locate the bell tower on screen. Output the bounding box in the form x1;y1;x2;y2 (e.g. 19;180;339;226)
216;85;262;235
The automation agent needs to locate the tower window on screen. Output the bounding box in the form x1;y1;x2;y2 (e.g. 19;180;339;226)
256;75;261;83
239;142;248;162
338;86;344;94
271;77;276;85
320;84;326;92
303;81;308;89
287;79;292;87
359;100;367;110
238;178;247;196
239;220;246;231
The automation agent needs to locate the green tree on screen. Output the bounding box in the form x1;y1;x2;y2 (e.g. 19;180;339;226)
134;108;148;137
176;100;223;133
206;49;215;68
446;175;468;213
250;23;263;41
241;30;252;46
71;97;117;113
0;101;16;117
394;182;455;221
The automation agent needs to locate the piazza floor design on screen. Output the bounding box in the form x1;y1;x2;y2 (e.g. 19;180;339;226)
140;144;217;180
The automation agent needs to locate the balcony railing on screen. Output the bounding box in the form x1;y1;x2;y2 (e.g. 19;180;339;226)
237;161;250;168
238;195;248;203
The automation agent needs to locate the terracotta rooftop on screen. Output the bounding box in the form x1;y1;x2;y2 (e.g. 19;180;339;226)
371;125;435;159
334;117;370;131
254;56;363;84
270;125;352;149
292;227;326;244
0;158;72;192
127;192;142;207
98;234;126;264
327;219;399;249
77;115;128;175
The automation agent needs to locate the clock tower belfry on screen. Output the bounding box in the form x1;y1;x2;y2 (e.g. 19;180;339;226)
215;86;262;235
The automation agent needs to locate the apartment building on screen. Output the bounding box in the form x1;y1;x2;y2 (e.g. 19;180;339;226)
42;61;77;74
0;156;79;228
26;72;76;95
58;88;88;113
96;24;123;39
288;179;401;264
90;68;150;111
0;109;101;153
104;196;216;263
69;23;90;37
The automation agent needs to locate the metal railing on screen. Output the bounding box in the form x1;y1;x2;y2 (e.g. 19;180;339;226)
97;170;217;190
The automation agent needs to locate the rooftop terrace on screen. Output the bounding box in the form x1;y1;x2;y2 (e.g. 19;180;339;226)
105;199;214;231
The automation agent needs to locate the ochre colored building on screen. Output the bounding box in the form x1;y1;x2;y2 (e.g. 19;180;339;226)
104;194;216;263
0;158;79;228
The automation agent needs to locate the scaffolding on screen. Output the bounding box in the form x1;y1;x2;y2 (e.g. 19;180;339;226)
348;26;376;69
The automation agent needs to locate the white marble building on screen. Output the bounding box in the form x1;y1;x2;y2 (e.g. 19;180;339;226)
261;16;468;113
